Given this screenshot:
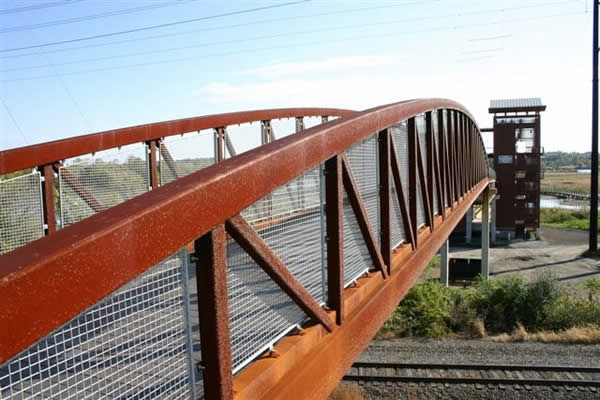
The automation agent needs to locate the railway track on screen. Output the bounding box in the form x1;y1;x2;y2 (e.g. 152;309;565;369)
345;361;600;388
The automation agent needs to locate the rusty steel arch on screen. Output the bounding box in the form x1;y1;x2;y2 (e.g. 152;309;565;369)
0;99;491;400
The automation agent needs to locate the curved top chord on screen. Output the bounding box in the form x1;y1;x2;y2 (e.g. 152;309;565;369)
0;98;488;365
0;107;355;175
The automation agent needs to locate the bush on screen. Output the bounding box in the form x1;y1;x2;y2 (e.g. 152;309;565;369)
381;280;453;338
381;273;599;339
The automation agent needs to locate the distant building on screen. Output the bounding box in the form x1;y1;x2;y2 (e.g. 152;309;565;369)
489;98;546;238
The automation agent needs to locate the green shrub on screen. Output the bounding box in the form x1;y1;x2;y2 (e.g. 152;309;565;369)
381;280;453;338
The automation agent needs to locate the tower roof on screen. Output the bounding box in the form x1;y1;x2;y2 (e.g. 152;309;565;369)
489;98;546;113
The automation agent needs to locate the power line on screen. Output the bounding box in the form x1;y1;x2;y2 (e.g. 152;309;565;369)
0;5;582;74
0;0;198;34
0;1;428;60
0;0;82;15
1;10;585;83
0;0;308;53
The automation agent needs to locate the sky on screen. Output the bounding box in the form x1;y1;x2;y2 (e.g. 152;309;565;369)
0;0;595;153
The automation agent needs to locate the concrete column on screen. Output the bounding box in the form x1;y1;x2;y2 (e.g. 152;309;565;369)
481;188;490;278
465;207;473;244
439;240;449;286
491;198;497;246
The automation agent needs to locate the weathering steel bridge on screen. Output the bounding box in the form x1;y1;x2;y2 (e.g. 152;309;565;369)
0;99;492;399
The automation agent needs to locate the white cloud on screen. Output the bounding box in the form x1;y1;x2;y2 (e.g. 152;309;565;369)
244;55;395;78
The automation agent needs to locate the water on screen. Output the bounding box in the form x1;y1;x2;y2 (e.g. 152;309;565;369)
540;196;591;210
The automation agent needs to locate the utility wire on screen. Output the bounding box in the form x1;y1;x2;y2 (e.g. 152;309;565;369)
0;0;82;15
0;1;428;60
1;10;585;83
0;0;198;34
0;6;581;74
0;0;307;53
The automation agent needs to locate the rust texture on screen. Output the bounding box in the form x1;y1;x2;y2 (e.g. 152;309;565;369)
325;155;344;325
147;140;158;189
341;154;388;279
0;98;481;364
0;108;355;175
378;129;392;273
40;165;56;235
195;225;234;400
247;180;489;400
225;215;334;333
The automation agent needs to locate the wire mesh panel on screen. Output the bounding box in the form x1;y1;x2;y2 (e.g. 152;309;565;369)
227;241;306;373
342;192;373;286
160;131;215;185
415;115;427;228
59;143;150;227
443;110;450;207
0;249;196;399
228;166;324;372
0;172;44;255
346;135;379;243
431;110;440;216
390;177;406;249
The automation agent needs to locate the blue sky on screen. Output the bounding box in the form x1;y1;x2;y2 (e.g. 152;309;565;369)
0;0;594;152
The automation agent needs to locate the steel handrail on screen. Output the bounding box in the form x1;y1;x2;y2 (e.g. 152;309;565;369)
0;107;355;175
0;98;488;363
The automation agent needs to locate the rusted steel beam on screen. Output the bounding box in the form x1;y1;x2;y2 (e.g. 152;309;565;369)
341;154;388;279
159;143;183;180
425;112;435;229
432;113;444;219
225;215;334;333
438;111;448;212
40;165;56;235
408;117;418;247
245;179;490;400
325;155;344;325
0;99;479;362
415;135;433;231
378;129;392;273
195;225;234;400
390;139;415;249
215;127;225;163
0;108;355;175
147;140;158;189
223;128;237;158
58;165;104;213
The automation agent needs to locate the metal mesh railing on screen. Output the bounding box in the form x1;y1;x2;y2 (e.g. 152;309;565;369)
415;115;427;228
228;166;324;373
58;144;150;227
0;172;44;255
227;240;306;373
0;249;196;399
342;194;373;286
160;131;215;185
346;135;380;243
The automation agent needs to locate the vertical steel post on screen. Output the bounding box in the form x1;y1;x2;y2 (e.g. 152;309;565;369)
195;225;234;400
325;155;344;325
408;117;418;248
590;0;599;253
426;112;435;228
465;207;473;245
481;188;490;278
40;164;56;235
214;127;225;163
378;129;392;274
147;140;158;189
439;240;449;287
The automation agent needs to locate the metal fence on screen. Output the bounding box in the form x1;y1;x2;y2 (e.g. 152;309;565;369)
0;172;44;255
0;249;196;399
59;144;150;227
160;131;215;185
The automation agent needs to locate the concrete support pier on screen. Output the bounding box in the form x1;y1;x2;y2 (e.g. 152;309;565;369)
439;240;449;286
465;207;473;244
481;188;490;278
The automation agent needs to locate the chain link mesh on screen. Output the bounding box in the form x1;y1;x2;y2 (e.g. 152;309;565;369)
58;144;149;227
160;131;214;185
0;172;44;255
0;249;196;399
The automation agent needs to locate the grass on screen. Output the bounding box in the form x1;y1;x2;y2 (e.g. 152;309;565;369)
490;325;600;344
542;172;590;193
540;207;597;230
379;273;600;342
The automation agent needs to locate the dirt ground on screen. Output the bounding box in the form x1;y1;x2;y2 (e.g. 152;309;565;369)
435;227;600;292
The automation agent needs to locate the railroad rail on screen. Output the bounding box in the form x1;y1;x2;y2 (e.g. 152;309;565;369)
345;361;600;388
